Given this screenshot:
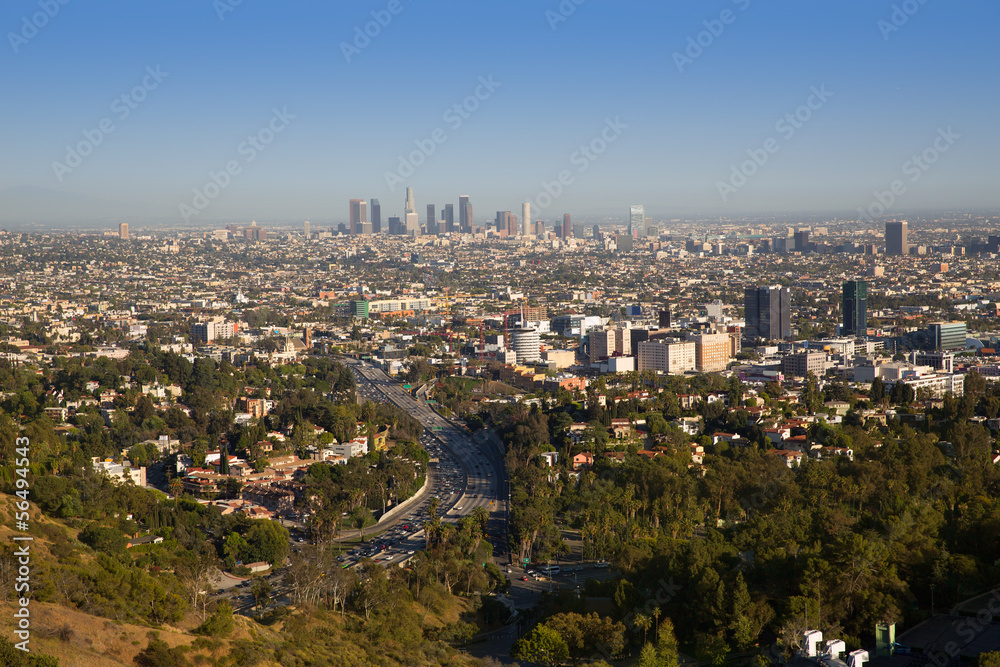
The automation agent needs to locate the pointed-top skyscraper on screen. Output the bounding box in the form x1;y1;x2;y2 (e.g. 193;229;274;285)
404;187;418;235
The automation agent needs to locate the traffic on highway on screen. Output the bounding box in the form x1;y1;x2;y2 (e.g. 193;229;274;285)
343;357;510;565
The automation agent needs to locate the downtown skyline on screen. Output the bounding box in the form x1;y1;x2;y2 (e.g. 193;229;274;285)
1;0;998;226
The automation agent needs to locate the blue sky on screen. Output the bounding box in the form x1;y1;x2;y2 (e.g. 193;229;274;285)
1;0;997;226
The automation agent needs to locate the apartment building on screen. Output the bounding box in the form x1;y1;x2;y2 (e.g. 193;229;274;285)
690;333;731;372
637;339;696;374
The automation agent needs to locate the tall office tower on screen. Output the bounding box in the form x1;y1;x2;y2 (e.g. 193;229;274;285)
589;329;613;363
928;321;967;351
387;216;401;235
463;199;474;233
522;202;531;236
303;220;310;238
118;222;129;240
349;199;367;235
592;224;600;239
405;187;416;215
427;204;435;233
886;220;908;255
495;211;508;233
405;212;419;236
504;213;518;237
589;326;631;363
842;280;868;337
563;214;572;238
743;285;792;341
535;221;544;237
370;199;381;233
794;229;811;252
459;196;471;233
629;205;644;237
443;204;455;233
658;309;671;328
573;224;585;239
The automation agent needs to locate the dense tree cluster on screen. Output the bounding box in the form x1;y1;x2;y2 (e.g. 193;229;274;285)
484;372;1000;661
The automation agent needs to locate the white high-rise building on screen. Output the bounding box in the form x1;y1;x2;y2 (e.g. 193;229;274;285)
511;327;540;365
629;205;645;237
638;340;695;374
522;202;531;237
405;212;419;236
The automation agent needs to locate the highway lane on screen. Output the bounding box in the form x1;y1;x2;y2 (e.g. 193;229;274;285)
343;358;511;563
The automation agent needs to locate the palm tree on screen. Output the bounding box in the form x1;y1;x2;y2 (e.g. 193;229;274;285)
635;612;652;645
471;506;489;535
652;606;661;643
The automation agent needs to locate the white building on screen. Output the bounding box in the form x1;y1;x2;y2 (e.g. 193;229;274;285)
92;457;146;487
605;356;636;373
511;327;541;365
856;362;964;398
638;340;696;374
330;439;368;459
190;318;238;344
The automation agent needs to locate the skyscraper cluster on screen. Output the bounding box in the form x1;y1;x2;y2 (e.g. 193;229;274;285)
346;189;470;237
342;190;582;240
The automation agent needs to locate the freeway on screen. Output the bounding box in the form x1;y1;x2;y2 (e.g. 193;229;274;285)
342;358;511;563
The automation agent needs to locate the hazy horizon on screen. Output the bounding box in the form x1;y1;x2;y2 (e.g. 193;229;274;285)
2;1;997;226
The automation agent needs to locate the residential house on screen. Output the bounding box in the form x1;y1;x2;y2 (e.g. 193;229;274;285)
770;449;805;468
